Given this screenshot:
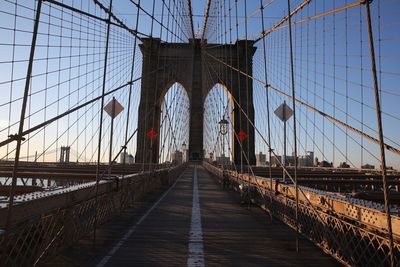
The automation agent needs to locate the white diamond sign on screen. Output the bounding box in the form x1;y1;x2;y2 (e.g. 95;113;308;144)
274;102;293;122
104;98;124;119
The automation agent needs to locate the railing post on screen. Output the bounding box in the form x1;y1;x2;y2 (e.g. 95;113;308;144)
363;1;394;265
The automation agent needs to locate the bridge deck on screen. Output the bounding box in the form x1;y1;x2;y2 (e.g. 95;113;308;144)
45;165;339;266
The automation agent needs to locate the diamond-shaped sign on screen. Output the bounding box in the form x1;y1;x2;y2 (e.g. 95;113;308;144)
237;130;247;141
104;98;124;119
147;130;157;139
274;102;293;122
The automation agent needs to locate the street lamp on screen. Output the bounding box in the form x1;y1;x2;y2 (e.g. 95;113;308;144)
219;117;229;158
219;117;229;188
219;117;229;136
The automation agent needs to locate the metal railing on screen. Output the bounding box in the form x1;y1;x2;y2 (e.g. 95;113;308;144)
203;161;400;266
0;164;186;266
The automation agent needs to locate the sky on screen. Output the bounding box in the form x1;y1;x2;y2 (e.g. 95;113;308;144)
0;0;399;169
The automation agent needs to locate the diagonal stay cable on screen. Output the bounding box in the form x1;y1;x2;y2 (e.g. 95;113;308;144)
203;50;400;156
204;55;351;235
0;65;172;149
201;0;212;44
187;0;195;40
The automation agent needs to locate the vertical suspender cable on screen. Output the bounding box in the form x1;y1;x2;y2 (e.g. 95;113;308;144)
93;0;113;244
140;0;156;170
187;0;195;40
244;0;250;166
364;1;394;266
332;0;336;167
159;0;169;164
360;5;364;167
120;0;141;210
234;0;243;173
287;0;299;253
148;0;156;169
260;0;273;221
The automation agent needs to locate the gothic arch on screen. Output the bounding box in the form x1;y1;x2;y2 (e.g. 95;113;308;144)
136;38;256;164
159;81;190;106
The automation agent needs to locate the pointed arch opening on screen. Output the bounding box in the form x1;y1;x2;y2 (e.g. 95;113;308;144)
159;82;190;163
203;83;234;164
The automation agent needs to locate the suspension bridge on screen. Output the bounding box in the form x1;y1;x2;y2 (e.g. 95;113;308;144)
0;0;399;266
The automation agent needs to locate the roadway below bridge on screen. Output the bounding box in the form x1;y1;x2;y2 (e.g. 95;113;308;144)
44;164;338;266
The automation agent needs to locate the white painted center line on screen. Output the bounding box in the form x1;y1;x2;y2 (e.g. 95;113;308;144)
187;166;205;267
97;174;182;267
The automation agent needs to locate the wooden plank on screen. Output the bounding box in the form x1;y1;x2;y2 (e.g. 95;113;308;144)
44;165;340;266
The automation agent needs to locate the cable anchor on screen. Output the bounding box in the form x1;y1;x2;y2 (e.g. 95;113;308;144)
8;134;26;142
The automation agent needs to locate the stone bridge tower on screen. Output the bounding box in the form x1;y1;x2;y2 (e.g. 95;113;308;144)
135;38;256;165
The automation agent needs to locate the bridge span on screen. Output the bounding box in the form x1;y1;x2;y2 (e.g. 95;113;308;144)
1;162;399;266
41;164;339;267
1;0;400;266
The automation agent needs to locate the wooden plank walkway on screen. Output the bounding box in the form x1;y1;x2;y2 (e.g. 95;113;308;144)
44;164;340;267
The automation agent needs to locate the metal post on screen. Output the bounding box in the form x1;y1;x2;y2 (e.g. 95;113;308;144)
108;97;116;179
32;151;38;186
283;101;286;183
364;1;394;265
222;128;225;187
4;0;43;236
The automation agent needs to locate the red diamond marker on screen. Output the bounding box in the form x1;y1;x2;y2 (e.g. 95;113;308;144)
147;130;157;139
237;130;247;141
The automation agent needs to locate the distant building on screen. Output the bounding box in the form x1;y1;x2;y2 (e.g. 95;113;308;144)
314;157;319;167
361;164;375;170
270;155;282;167
271;151;314;167
256;152;267;166
271;155;295;166
318;160;333;167
216;154;230;165
298;151;314;167
379;165;394;171
59;146;71;163
339;162;350;168
120;152;134;164
172;150;183;164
